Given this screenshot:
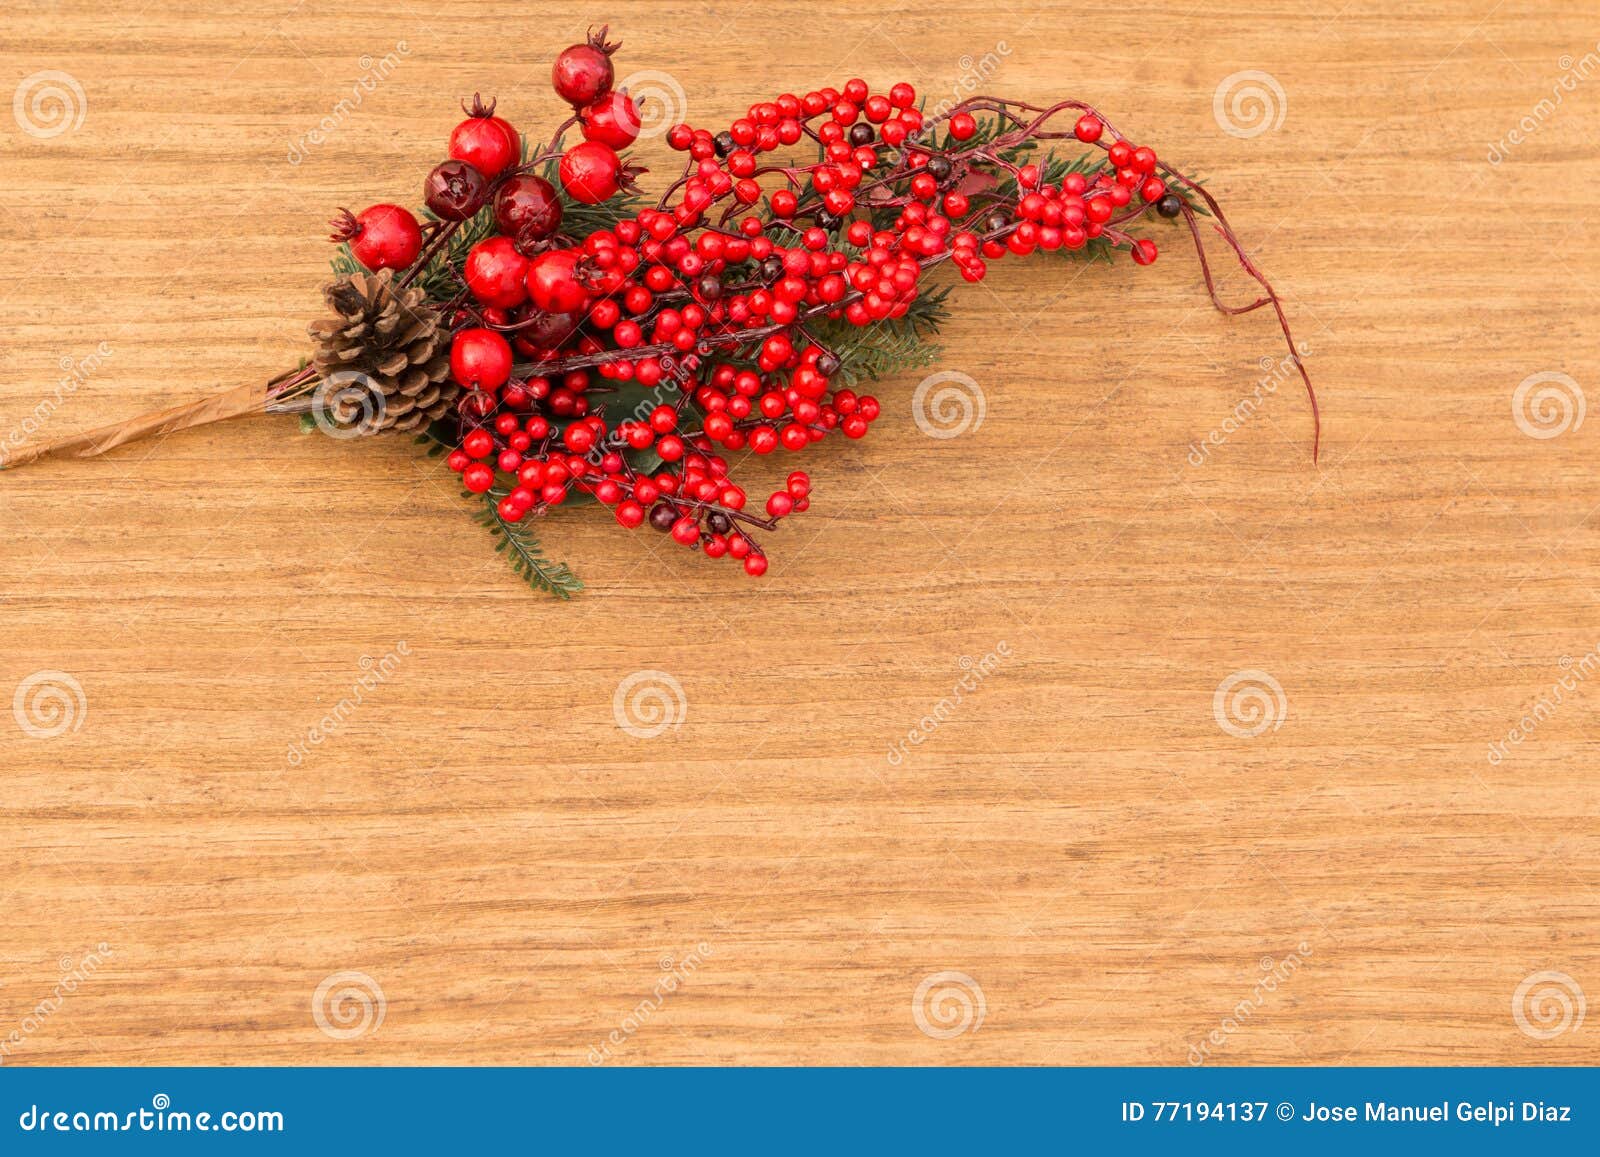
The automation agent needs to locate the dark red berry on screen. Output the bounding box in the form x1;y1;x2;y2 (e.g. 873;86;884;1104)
424;159;488;221
494;175;563;242
552;27;619;107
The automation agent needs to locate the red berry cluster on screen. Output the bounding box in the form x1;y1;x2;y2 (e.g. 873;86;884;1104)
328;26;1316;581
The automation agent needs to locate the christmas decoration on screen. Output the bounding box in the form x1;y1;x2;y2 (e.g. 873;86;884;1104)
2;25;1317;599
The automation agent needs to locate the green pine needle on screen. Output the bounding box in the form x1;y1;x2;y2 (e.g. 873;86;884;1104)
473;494;584;600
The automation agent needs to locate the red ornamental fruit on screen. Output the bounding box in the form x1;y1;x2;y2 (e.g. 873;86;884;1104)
559;141;624;204
494;175;563;242
526;250;593;313
449;95;519;179
462;462;495;494
552;27;619;107
580;89;641;149
464;236;530;309
424;159;488;221
333;204;422;271
450;328;513;390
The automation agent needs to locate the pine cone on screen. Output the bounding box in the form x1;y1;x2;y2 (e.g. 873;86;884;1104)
306;268;457;433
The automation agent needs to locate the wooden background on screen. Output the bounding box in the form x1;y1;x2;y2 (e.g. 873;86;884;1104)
2;0;1596;1066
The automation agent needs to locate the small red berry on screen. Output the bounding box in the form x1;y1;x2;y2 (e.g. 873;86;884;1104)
743;553;768;577
1074;114;1103;143
462;462;495;493
948;112;977;141
616;500;645;528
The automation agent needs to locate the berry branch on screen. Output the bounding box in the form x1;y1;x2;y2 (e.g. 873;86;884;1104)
1;23;1319;600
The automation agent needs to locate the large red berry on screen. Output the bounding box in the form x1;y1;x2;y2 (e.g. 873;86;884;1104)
464;236;529;309
579;90;640;149
449;96;519;178
494;175;563;241
559;141;623;204
525;250;592;313
552;27;618;107
339;204;422;271
450;328;513;390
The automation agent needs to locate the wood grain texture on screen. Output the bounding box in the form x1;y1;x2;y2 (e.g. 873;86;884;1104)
2;0;1597;1066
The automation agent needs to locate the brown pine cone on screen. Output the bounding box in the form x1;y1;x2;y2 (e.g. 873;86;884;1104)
306;268;456;433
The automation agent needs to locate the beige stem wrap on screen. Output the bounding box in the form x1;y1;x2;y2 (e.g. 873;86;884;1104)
1;380;272;470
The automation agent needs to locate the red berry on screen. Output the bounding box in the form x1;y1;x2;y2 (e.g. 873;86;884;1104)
580;90;641;149
1140;177;1166;203
615;500;645;528
1107;140;1133;168
552;30;618;107
462;462;495;493
462;428;494;459
450;328;513;390
526;250;592;313
670;516;701;545
449;101;519;179
342;204;422;271
559;141;624;204
446;450;471;472
1074;114;1103;143
494;175;563;241
1131;239;1158;266
948;112;977;140
743;553;768;577
464;236;529;309
767;491;794;517
563;422;595;453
